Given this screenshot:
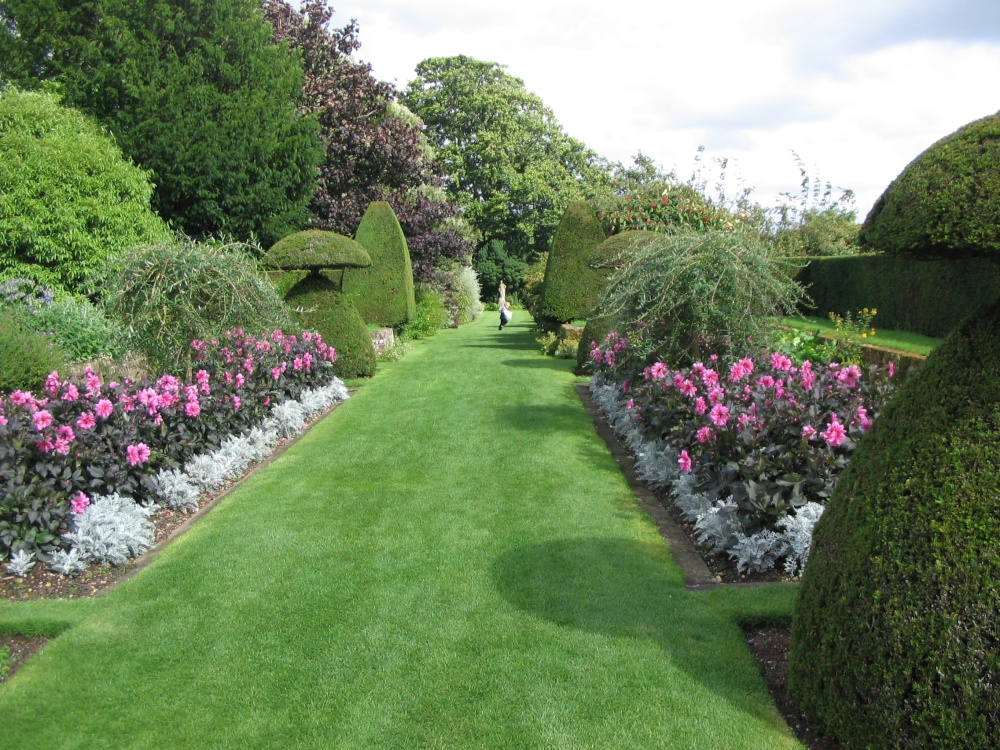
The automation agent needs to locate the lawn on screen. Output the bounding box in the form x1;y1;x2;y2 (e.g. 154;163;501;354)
777;315;943;356
0;314;801;749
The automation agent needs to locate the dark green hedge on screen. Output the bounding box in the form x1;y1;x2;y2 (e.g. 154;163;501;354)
788;297;1000;749
285;277;376;378
796;254;1000;338
540;202;607;324
344;201;416;327
267;270;310;300
860;112;1000;257
576;313;618;375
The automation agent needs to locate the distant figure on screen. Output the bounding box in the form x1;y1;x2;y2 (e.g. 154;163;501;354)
498;280;512;330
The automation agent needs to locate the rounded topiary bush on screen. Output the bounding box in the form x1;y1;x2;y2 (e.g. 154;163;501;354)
0;87;169;293
345;201;416;327
788;298;1000;748
0;306;69;392
539;201;607;324
285;279;376;378
860;112;1000;256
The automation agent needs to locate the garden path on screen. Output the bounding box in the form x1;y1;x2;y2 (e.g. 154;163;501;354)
0;314;801;749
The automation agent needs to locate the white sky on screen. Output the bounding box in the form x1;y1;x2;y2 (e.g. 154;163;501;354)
329;0;1000;221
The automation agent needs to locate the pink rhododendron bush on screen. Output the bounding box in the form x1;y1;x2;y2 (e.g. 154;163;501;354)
0;329;344;571
588;331;895;575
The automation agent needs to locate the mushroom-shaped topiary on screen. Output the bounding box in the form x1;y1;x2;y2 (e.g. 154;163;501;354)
264;230;377;378
789;113;1000;749
859;112;1000;257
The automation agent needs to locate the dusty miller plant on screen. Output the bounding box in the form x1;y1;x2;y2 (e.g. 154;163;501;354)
63;493;157;566
49;547;87;576
5;549;36;577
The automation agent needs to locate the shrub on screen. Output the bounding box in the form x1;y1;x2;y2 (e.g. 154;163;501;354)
63;493;156;567
788;297;1000;749
0;88;169;293
589;230;660;270
596;183;730;236
98;239;296;374
595;229;806;372
0;305;69;393
400;287;450;340
577;314;619;374
346;201;417;326
473;239;527;301
539;202;607;324
432;261;483;326
860;112;1000;256
285;277;376;378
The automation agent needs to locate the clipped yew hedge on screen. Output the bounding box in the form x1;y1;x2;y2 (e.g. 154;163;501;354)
345;201;416;327
539;201;607;324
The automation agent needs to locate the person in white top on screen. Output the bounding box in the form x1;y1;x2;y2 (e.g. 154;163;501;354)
498;280;512;330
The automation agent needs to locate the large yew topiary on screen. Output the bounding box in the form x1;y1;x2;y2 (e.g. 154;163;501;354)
859;112;1000;256
539;202;607;323
790;113;1000;749
344;201;416;327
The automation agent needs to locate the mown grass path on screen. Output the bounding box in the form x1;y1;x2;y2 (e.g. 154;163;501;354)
0;314;801;748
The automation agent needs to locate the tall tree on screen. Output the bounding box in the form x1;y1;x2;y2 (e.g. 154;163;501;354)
261;1;473;282
0;0;323;245
402;55;614;266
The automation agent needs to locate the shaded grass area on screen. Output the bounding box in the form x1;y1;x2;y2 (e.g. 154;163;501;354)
0;314;801;749
777;315;943;356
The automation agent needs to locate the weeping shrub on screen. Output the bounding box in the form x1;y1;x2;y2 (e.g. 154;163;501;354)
97;239;296;374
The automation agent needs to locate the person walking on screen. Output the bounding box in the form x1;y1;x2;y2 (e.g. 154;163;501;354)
498;280;513;330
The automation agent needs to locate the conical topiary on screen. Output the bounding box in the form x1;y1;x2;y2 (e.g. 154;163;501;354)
539;202;607;324
344;201;416;326
859;111;1000;257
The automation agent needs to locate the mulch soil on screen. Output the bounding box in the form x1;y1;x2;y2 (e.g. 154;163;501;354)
1;388;839;748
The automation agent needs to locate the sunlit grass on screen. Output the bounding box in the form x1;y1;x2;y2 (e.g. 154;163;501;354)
778;315;943;356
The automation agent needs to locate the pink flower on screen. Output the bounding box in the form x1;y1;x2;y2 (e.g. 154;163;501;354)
887;361;895;378
822;416;847;447
232;395;241;411
802;425;817;439
729;358;753;382
76;411;97;430
272;366;283;380
157;374;180;392
697;426;713;443
54;438;71;455
737;413;755;431
35;436;54;453
694;397;707;415
626;399;635;410
95;399;114;419
702;369;719;386
185;401;201;418
10;390;33;406
71;492;90;514
32;410;53;430
243;358;255;374
757;375;775;389
126;443;151;466
678;450;692;472
293;358;304;371
62;384;80;401
57;425;75;442
770;352;793;371
710;404;730;427
649;362;668;380
679;379;697;397
708;387;725;405
45;371;61;395
235;373;245;388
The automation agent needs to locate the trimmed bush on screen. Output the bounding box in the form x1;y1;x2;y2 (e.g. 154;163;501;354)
539;202;607;324
0;306;69;393
346;201;417;326
0;88;169;293
265;230;372;272
796;253;1000;338
268;270;311;300
789;299;1000;748
285;279;376;378
860;112;1000;256
98;239;296;374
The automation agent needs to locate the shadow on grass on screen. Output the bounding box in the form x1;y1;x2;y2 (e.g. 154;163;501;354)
501;403;585;432
493;536;783;726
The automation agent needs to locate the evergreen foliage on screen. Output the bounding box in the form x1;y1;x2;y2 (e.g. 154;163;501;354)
285;280;376;378
860;112;1000;256
589;230;660;270
0;0;323;245
265;230;371;271
789;299;1000;748
0;88;169;292
0;306;69;393
98;239;296;374
346;202;416;326
576;314;619;374
539;202;608;324
267;270;311;300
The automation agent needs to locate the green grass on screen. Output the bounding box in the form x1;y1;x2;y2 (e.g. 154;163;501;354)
0;314;802;748
778;315;943;356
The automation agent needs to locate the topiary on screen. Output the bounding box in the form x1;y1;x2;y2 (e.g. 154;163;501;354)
0;306;69;393
0;87;170;293
539;201;607;324
345;201;417;326
285;279;376;378
788;299;1000;748
859;112;1000;256
790;111;1000;748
